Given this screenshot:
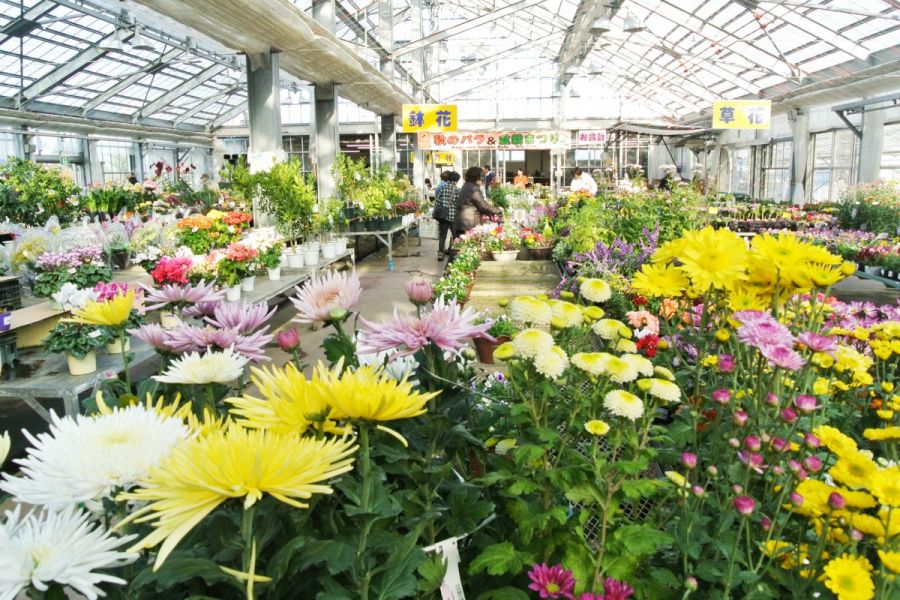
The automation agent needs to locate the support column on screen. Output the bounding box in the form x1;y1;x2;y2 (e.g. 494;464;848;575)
378;0;397;170
314;84;339;199
409;0;425;190
380;114;396;169
858;109;886;184
245;51;283;171
789;110;809;206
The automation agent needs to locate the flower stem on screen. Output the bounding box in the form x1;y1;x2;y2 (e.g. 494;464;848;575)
119;329;131;393
241;505;256;600
355;424;374;600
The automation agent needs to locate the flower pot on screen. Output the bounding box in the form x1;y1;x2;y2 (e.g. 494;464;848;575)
308;241;321;254
364;218;382;231
106;337;130;354
474;335;509;364
864;265;880;275
160;311;180;329
67;351;97;376
527;246;552;260
335;238;348;254
267;267;282;281
386;216;403;229
491;250;519;262
241;276;256;292
286;251;305;269
350;220;365;232
225;285;241;302
110;250;130;271
303;248;319;266
321;241;337;260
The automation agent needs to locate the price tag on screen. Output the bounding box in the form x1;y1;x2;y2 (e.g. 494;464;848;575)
424;538;465;600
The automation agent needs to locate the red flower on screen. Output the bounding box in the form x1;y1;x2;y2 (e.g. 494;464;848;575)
632;295;648;306
150;256;192;285
636;334;659;357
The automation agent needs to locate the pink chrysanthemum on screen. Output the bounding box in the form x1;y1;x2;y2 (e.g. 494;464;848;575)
290;269;362;324
129;324;173;352
163;325;272;362
358;296;493;357
527;563;575;599
759;343;806;371
797;331;837;353
205;300;275;334
142;281;224;312
601;577;635;600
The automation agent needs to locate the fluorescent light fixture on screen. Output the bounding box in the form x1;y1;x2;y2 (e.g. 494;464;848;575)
590;17;612;35
565;64;581;75
130;26;155;51
99;29;124;52
623;12;645;34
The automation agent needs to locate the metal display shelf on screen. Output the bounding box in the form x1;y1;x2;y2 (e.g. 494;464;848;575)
344;217;422;271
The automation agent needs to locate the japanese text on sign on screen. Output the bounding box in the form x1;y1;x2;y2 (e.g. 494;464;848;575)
417;131;571;150
575;130;607;145
401;104;458;133
712;100;771;130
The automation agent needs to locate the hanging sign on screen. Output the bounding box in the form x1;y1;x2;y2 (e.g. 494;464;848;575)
402;104;458;133
712;100;771;130
575;130;607;145
433;152;455;164
417;131;570;150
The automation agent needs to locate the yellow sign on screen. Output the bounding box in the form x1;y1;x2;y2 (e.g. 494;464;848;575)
433;152;454;165
402;104;457;133
712;100;771;130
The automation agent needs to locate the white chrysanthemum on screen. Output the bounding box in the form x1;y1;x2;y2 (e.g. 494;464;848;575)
1;408;190;509
551;301;583;328
0;505;137;600
0;431;8;467
604;389;645;421
615;338;638;353
592;319;632;341
580;278;612;303
622;353;654;377
510;296;552;327
637;378;682;403
512;329;555;359
357;346;419;383
534;346;568;380
154;348;249;384
603;355;640;384
571;352;608;377
653;366;676;381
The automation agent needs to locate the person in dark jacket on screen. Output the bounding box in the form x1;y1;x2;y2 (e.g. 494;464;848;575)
483;164;495;198
433;171;460;261
454;166;502;237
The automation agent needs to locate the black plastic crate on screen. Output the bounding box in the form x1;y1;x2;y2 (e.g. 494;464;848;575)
0;276;23;311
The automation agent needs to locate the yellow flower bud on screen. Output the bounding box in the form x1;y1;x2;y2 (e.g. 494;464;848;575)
715;329;730;342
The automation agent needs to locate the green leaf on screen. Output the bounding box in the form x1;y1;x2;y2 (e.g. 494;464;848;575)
371;547;424;599
565;484;602;506
649;568;681;589
417;554;448;593
613;524;674;556
469;542;533;577
508;477;539;496
132;556;237;591
621;478;666;500
297;540;356;575
695;561;724;582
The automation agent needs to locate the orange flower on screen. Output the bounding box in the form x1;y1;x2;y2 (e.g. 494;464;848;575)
660;298;679;319
176;215;213;230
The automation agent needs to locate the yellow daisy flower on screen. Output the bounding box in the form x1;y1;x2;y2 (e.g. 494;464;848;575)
69;289;135;327
584;419;610;436
822;554;874;600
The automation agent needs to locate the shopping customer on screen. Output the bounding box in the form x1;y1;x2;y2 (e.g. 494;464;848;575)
513;168;528;190
433;171;460;261
455;166;502;238
570;167;598;196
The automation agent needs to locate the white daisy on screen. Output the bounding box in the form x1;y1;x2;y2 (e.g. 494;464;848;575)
0;505;137;600
154;348;249;384
512;329;555;359
533;346;569;380
1;407;189;509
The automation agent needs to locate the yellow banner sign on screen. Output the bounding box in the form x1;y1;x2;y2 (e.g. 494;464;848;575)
712;100;771;130
433;152;455;164
402;104;457;133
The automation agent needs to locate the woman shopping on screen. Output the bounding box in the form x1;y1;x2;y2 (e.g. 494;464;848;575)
454;166;502;238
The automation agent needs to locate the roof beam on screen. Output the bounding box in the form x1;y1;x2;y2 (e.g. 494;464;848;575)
173;84;244;125
0;0;58;45
762;1;900;21
81;47;185;114
762;4;870;61
390;0;544;59
18;29;135;106
557;0;624;87
209;100;247;130
444;58;552;101
425;31;565;86
134;64;225;122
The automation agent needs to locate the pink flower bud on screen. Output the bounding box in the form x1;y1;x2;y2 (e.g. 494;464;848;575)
733;495;756;516
743;435;761;452
732;411;748;426
772;465;784;476
718;354;735;373
793;395;819;413
760;516;772;531
706;465;719;477
766;392;779;406
851;529;864;541
828;492;846;510
712;388;731;405
404;278;434;305
795;467;808;481
686;576;698;592
780;407;798;423
804;433;821;449
276;328;301;352
803;456;823;472
692;485;705;497
790;492;804;506
732;484;743;494
788;459;802;473
681;452;698;469
771;437;790;452
729;437;741;448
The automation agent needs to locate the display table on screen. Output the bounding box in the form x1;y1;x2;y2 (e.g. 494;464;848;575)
344;217;422;271
855;270;900;289
242;249;355;304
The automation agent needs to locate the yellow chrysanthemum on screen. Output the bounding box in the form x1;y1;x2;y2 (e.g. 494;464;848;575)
651;238;688;264
512;328;555;359
118;425;357;569
679;227;749;292
653;366;675;381
837;511;885;539
603;355;640;384
592;319;632;341
822;554;874;600
493;341;516;361
311;362;437;423
791;480;877;517
580;278;612;303
584;419;610;436
615;338;637;353
829;452;879;490
863;426;900;441
509;296;552;326
727;287;767;312
571;352;608;377
869;467;900;507
632;262;689;298
621;353;654;377
878;550;900;575
533;345;569;380
665;470;688;488
69;290;135;327
583;305;605;321
812;425;858;456
604;389;644;420
636;378;681;403
551;301;583;328
227;363;344;435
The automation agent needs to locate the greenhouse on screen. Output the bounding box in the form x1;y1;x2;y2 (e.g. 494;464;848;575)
0;0;898;598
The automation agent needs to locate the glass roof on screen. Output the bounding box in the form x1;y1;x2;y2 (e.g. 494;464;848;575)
0;0;897;131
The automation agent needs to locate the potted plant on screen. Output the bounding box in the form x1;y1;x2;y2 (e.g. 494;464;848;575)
453;245;481;276
473;315;516;364
258;239;285;280
487;227;521;262
44;321;110;375
433;270;472;305
219;243;259;295
103;222;132;270
523;224;556;260
256;158;316;267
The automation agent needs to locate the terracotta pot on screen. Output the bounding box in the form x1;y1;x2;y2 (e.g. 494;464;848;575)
67;351;97;376
474;335;510;364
